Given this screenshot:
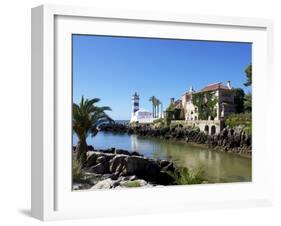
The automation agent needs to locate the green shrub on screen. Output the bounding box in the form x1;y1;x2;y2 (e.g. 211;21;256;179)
169;167;205;185
225;113;252;135
120;180;141;188
153;118;165;127
72;159;86;183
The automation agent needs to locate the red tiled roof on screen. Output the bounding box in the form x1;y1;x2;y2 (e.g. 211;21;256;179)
175;99;182;108
201;82;230;92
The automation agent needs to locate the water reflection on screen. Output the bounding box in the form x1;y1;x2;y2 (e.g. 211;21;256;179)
76;132;251;183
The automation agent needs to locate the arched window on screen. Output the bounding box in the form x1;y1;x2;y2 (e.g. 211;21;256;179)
211;125;216;135
204;125;209;134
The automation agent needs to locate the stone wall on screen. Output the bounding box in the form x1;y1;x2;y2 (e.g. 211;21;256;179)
171;120;222;135
99;123;252;157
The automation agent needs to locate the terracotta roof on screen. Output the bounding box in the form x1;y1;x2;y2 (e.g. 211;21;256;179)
201;82;230;92
175;99;182;108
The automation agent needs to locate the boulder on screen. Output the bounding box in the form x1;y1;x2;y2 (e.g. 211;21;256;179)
90;178;114;189
88;162;109;174
84;151;115;167
124;156;148;175
115;149;130;155
109;155;127;173
96;156;107;164
159;160;170;168
87;145;94;151
85;152;98;167
157;171;176;185
131;151;142;156
161;162;176;173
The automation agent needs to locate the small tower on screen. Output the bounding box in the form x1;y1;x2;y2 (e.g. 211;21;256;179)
132;92;140;116
189;85;195;93
226;81;232;89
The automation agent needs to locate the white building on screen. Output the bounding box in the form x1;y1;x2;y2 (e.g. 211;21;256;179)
130;108;154;123
130;92;155;124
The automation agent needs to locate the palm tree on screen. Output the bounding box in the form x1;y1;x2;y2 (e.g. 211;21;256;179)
155;98;161;118
149;96;157;118
73;96;113;164
159;101;163;118
244;64;252;87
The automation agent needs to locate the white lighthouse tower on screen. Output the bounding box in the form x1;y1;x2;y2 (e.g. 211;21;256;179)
130;92;154;123
131;92;139;115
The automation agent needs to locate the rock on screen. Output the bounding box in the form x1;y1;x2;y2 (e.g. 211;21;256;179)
87;145;94;151
145;160;161;176
119;179;151;188
129;175;138;181
108;173;119;180
157;171;175;185
96;156;107;164
109;155;127;173
85;152;98;167
160;160;170;168
88;162;109;174
131;151;142;156
124;156;148;175
161;162;176;173
85;152;115;167
91;178;114;189
115;149;130;155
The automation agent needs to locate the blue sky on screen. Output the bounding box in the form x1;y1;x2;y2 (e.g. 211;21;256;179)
72;35;252;120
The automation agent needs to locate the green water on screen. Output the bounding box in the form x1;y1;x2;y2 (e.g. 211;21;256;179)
80;132;252;183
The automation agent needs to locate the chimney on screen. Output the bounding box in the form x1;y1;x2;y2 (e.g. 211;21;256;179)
226;81;232;89
189;85;195;93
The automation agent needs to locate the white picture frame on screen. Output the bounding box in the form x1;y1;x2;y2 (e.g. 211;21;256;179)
31;4;274;221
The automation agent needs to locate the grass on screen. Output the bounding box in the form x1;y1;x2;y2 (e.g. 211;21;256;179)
120;180;141;188
169;167;205;185
72;159;86;183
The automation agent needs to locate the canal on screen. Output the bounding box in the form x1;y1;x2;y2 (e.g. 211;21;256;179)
74;132;252;183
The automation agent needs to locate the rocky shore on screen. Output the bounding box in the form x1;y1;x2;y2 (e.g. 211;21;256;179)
99;123;252;157
73;148;177;190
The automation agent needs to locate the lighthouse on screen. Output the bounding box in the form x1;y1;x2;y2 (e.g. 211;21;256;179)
130;92;140;123
131;92;140;115
130;92;153;123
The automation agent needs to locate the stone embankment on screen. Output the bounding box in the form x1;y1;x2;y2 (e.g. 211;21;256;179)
99;123;252;157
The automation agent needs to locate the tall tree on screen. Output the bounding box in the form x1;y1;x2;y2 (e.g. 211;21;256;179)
149;96;157;118
233;88;245;113
244;64;252;87
160;101;163;118
155;98;161;118
73;96;113;164
244;93;252;112
243;64;252;112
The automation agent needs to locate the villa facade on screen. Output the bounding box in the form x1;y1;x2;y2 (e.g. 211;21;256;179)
181;81;235;121
176;81;236;134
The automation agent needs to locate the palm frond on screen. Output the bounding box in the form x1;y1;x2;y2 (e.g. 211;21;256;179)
73;96;113;139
